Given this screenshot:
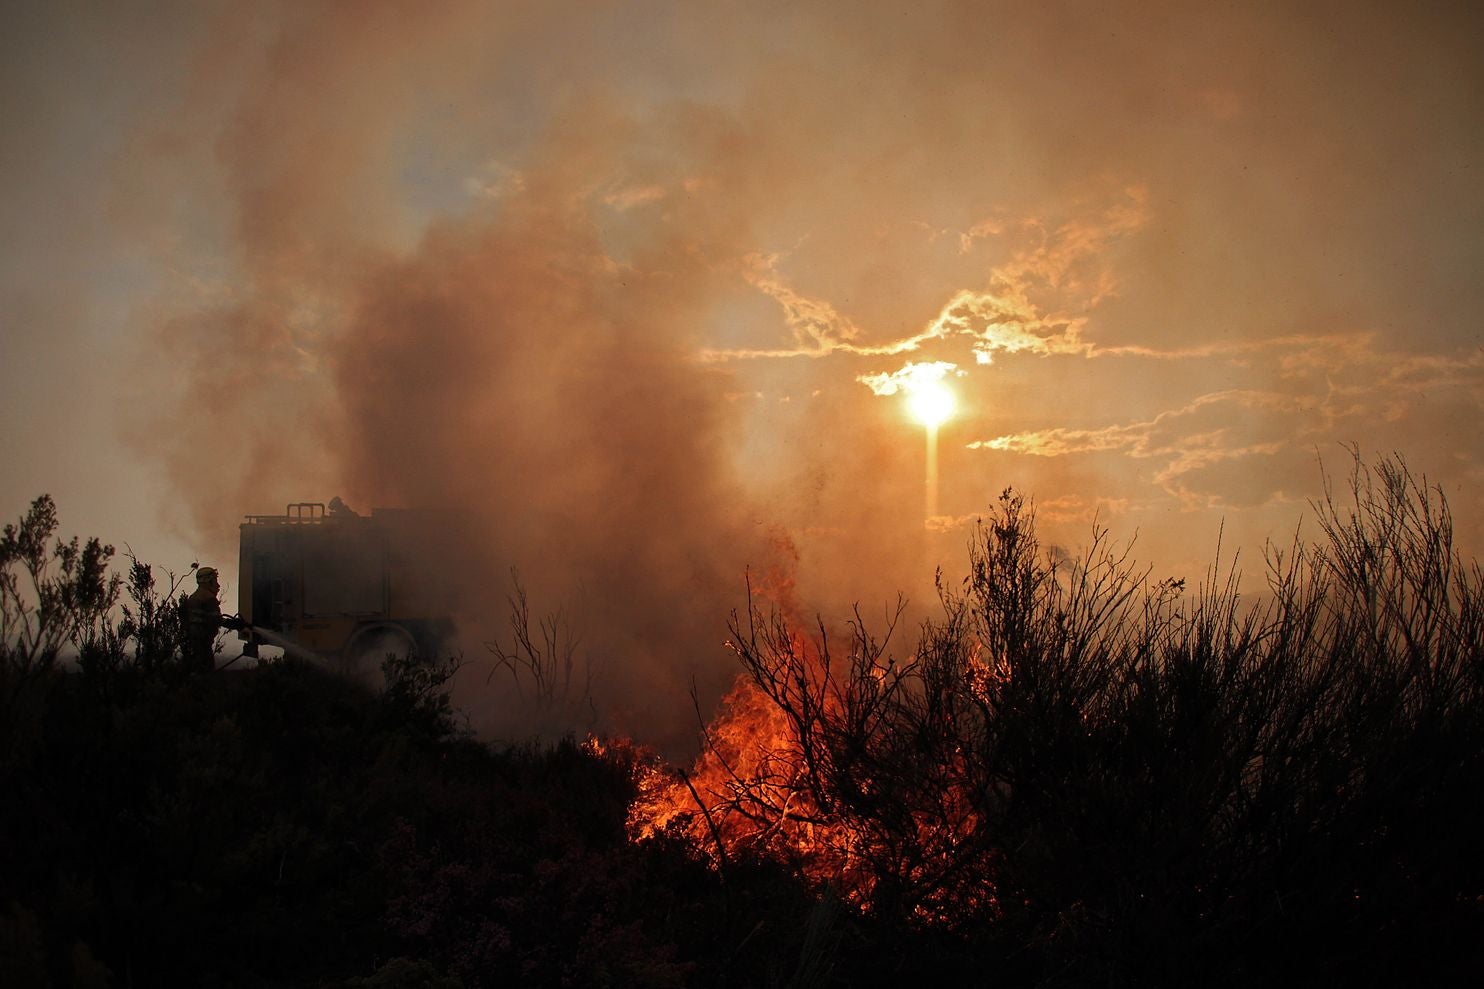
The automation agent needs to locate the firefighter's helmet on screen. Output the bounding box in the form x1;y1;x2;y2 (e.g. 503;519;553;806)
196;567;219;585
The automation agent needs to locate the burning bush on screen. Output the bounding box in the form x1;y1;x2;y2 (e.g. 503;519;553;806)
638;453;1484;984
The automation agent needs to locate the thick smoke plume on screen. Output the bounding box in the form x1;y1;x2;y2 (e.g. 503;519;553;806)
327;125;787;748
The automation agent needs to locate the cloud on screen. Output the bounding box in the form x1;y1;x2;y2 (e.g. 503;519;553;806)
969;389;1330;509
699;186;1150;366
602;183;667;210
857;360;959;398
966;333;1484;512
466;161;527;201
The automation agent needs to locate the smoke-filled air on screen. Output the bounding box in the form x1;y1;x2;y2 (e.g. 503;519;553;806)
4;1;1482;751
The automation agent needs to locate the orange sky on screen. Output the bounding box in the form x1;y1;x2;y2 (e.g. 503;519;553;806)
3;0;1481;746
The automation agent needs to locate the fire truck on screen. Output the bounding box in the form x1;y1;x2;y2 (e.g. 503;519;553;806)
237;501;453;677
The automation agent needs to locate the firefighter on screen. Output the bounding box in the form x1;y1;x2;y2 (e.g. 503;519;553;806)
182;566;243;671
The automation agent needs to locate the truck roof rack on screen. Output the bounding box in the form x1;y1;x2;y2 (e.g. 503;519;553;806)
242;502;327;525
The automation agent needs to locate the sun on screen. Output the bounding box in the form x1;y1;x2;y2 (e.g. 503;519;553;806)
907;380;955;429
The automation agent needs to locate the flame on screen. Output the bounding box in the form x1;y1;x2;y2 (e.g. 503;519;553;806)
627;671;886;912
624;626;1005;925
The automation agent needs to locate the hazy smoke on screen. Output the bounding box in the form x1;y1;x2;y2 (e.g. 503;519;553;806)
112;1;1484;750
327;131;788;748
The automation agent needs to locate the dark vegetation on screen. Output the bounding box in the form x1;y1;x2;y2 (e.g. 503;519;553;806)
4;452;1484;987
0;496;816;988
698;454;1484;986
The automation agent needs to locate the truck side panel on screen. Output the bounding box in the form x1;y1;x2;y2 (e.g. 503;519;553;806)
300;524;386;618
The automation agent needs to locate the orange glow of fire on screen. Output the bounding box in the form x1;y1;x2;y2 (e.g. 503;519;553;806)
621;629;1006;923
625;670;895;913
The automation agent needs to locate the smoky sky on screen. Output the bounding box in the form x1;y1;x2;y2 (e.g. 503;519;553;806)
3;1;1482;749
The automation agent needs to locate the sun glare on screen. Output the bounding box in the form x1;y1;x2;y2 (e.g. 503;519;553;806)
907;381;955;429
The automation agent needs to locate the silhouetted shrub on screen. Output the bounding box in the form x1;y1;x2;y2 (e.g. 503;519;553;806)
0;498;826;988
684;453;1484;986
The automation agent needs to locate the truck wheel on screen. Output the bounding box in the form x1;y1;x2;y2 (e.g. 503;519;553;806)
340;625;417;687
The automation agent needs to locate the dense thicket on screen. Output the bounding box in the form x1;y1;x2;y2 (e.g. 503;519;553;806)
0;497;823;988
5;453;1484;987
689;454;1484;986
0;650;834;988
